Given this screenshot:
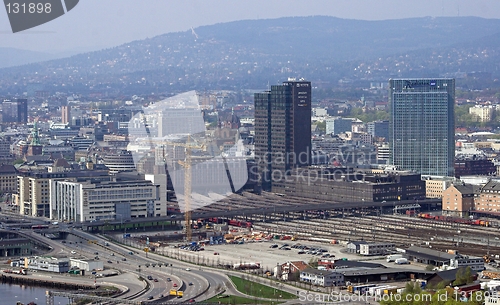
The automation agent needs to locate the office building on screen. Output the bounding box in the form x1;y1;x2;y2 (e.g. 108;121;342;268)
254;78;311;192
1;99;27;123
50;177;162;222
61;105;71;125
367;120;389;141
389;79;455;176
325;117;352;135
16;98;28;123
0;164;17;194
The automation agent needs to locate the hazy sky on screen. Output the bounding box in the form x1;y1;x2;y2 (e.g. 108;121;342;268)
1;0;500;53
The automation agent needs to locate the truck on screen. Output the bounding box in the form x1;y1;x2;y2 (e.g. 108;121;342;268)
386;254;403;262
395;258;409;264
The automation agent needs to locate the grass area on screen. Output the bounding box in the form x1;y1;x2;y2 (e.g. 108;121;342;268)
205;294;279;304
229;275;297;300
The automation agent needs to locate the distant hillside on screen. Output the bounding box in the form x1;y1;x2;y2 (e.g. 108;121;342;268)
0;47;58;68
2;16;500;95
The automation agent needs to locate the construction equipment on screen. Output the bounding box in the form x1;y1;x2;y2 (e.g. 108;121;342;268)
138;111;205;242
160;135;205;242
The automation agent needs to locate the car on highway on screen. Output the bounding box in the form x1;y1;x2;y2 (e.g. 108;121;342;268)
167;278;171;282
94;252;98;255
188;282;193;286
188;299;195;303
107;260;113;263
213;252;219;255
121;258;126;261
153;278;158;282
269;244;278;248
71;250;76;254
185;268;191;271
173;283;178;287
147;275;153;280
147;296;154;300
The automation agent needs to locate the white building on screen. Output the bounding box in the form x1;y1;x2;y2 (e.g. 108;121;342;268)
27;257;70;273
359;243;395;256
50;177;162;222
469;105;493;122
70;258;103;272
300;268;344;287
450;255;484;272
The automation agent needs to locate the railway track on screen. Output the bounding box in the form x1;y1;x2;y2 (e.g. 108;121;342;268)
251;213;500;258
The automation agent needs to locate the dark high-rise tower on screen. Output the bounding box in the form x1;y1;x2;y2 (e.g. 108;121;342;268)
254;78;311;192
16;98;28;123
389;78;455;177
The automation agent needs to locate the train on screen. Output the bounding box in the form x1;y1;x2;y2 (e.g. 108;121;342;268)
201;217;253;228
417;213;490;227
228;219;252;228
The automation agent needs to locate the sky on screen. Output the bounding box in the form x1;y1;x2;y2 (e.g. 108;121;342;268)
1;0;500;53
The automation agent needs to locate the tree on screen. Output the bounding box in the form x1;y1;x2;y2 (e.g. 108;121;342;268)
315;121;326;133
425;264;435;271
453;268;465;286
405;282;415;294
436;280;449;290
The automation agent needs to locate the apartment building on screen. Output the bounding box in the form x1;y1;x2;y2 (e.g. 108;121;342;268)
442;184;477;217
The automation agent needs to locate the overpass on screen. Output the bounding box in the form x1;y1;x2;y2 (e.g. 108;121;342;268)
82;198;440;231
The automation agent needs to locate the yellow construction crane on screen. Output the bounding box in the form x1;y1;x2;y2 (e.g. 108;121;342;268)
161;135;205;242
138;112;205;242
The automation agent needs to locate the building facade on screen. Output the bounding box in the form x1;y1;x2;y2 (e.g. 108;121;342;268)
425;177;455;199
359;243;395;256
442;184;476;217
469;105;492;122
50;178;162;222
389;79;455;176
367;120;389;141
254;78;311;192
283;167;425;202
476;180;500;213
61;105;71;125
0;164;17;195
454;157;496;178
325;117;352;135
300;268;345;287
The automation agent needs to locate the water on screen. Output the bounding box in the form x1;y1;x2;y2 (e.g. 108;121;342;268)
0;283;67;305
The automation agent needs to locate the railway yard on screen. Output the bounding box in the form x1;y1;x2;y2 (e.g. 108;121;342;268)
122;193;500;270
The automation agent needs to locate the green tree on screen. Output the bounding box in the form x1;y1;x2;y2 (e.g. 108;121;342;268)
405;282;415;294
315;121;326;133
436;280;449;290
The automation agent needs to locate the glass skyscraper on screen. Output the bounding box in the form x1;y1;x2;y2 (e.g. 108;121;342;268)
254;79;311;192
389;78;455;177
